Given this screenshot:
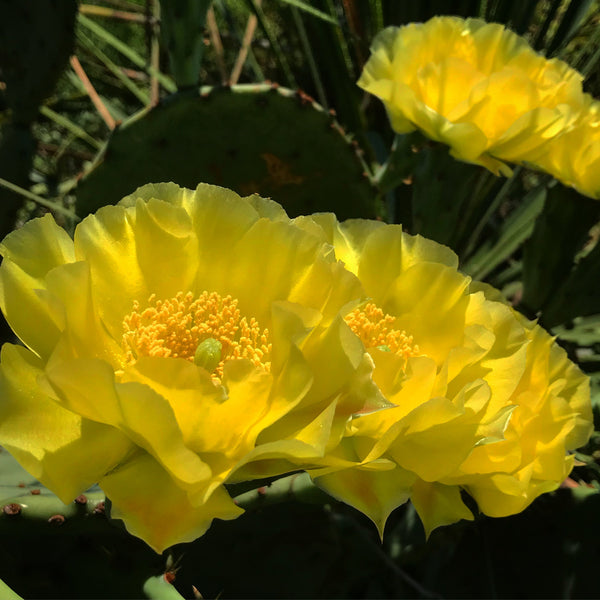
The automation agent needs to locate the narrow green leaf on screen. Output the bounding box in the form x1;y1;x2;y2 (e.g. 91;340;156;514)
579;26;600;77
461;167;523;259
291;7;328;107
462;186;546;280
548;0;595;57
78;13;176;92
39;105;103;150
242;0;297;88
522;186;600;314
542;236;600;327
277;0;338;25
0;177;79;220
77;29;150;104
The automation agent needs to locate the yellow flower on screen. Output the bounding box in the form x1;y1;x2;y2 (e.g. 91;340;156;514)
0;183;382;552
294;214;593;537
533;97;600;199
359;16;587;176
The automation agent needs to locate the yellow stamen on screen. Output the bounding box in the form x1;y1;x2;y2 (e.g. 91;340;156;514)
121;291;271;383
345;302;419;361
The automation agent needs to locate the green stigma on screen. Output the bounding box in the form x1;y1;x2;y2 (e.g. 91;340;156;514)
194;338;222;372
376;345;391;352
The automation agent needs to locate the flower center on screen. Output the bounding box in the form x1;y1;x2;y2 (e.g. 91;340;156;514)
344;302;419;360
121;291;271;383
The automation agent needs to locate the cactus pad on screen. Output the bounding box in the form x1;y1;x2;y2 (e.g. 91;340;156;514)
0;447;46;503
0;0;77;123
76;84;379;218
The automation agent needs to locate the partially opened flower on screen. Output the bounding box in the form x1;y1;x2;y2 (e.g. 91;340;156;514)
0;183;382;552
359;16;587;176
295;214;593;537
533;97;600;199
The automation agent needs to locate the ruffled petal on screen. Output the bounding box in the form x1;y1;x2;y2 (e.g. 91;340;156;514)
100;452;243;553
0;214;75;358
0;344;133;502
411;479;474;538
315;458;416;537
45;356;211;493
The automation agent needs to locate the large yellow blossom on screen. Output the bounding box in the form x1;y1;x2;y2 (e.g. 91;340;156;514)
359;16;588;176
0;183;382;552
294;214;593;536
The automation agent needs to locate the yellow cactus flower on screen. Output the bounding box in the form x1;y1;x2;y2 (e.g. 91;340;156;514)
533;97;600;199
0;183;382;552
295;214;593;537
359;16;587;176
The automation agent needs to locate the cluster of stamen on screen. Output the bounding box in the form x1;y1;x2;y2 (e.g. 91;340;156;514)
344;302;418;361
122;291;271;383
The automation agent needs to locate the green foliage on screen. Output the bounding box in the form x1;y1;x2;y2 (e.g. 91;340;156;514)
0;0;78;124
522;186;600;323
0;0;77;236
159;0;212;89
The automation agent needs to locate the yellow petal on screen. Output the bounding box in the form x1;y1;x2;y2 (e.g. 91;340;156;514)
74;204;146;341
411;479;473;538
100;452;243;553
44;261;123;363
45;356;211;492
315;461;416;537
0;214;74;358
358;17;589;174
355;224;459;302
0;344;133;502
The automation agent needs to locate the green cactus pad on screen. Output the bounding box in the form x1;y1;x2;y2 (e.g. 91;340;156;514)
0;447;46;503
0;447;105;524
76;84;379;218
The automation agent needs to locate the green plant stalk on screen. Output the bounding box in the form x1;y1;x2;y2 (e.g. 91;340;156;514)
158;0;212;88
369;0;384;32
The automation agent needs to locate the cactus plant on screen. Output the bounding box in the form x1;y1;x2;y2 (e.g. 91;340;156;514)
76;84;379;219
159;0;212;89
0;0;77;233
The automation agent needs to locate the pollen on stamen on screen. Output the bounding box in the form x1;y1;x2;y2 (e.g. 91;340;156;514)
344;302;419;361
121;291;272;383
